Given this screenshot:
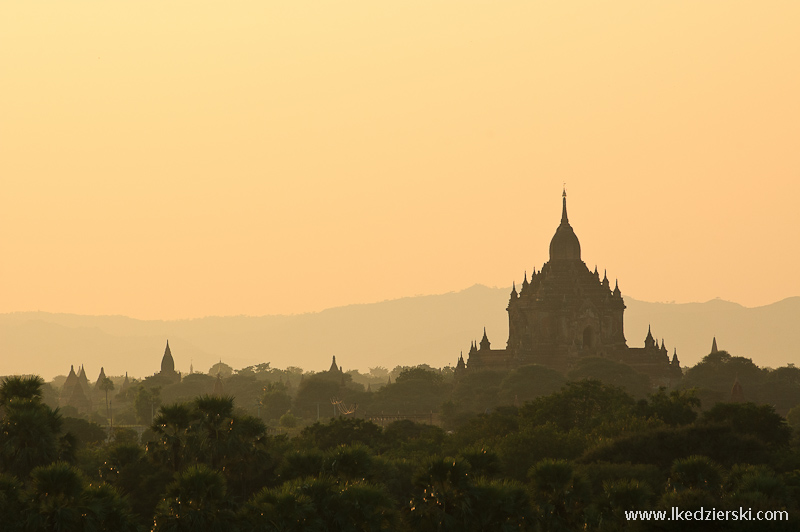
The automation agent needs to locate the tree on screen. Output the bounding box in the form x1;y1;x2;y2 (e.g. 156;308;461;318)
580;424;768;469
297;418;383;451
408;457;473;531
240;484;324;532
133;385;162;424
395;367;444;384
194;395;236;469
528;459;589;532
756;365;800;415
700;402;792;447
99;443;172;526
279;412;298;429
567;358;652;399
786;405;800;433
153;465;234;532
150;403;195;472
99;376;115;423
294;373;356;420
680;350;765;405
237;362;271;377
519;379;636;433
0;475;24;532
667;455;724;495
0;376;65;478
260;381;293;421
594;479;653;532
639;387;700;426
25;462;84;531
61;416;107;447
0;375;45;404
369;367;389;379
409;456;531;532
26;462;136;531
370;367;450;414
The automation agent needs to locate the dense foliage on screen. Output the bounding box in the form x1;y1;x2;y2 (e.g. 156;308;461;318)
3;351;800;530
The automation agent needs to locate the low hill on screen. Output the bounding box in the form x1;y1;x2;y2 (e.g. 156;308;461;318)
1;286;797;381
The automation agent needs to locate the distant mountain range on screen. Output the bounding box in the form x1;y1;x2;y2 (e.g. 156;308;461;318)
1;285;798;381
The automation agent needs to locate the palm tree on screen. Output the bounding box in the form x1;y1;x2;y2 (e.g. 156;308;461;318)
408;457;473;531
150;403;195;472
99;376;115;424
334;482;396;532
668;455;723;495
597;479;653;531
0;375;45;404
240;485;324;532
0;379;63;478
528;458;589;532
25;462;84;531
25;462;137;532
194;395;235;469
0;474;24;532
82;483;137;532
467;479;531;532
153;465;234;532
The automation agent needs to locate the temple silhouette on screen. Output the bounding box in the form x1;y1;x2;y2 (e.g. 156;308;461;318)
456;190;682;386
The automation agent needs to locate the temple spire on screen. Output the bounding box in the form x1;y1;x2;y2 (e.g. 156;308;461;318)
561;186;569;224
480;327;491;350
644;325;656;349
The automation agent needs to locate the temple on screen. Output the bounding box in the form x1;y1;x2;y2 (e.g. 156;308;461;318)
156;340;181;384
460;190;681;386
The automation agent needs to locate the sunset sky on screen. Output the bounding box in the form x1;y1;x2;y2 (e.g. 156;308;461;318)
2;2;799;320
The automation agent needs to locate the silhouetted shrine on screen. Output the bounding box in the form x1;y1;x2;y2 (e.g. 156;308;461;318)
457;190;682;386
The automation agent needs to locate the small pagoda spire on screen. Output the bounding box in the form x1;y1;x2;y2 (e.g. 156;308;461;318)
510;282;518;297
561;185;569;224
522;271;528;287
711;337;719;353
94;367;107;389
479;328;491;350
161;340;175;374
644;325;656;349
329;356;339;373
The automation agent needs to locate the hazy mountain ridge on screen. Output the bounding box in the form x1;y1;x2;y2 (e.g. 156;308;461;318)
1;286;797;381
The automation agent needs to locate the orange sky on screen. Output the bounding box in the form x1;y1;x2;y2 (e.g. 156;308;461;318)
2;2;799;320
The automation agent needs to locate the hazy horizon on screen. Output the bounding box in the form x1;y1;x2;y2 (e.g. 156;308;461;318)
2;286;796;322
4;285;798;382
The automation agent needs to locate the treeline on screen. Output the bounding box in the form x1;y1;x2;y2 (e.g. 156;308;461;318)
47;348;800;437
1;371;799;531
